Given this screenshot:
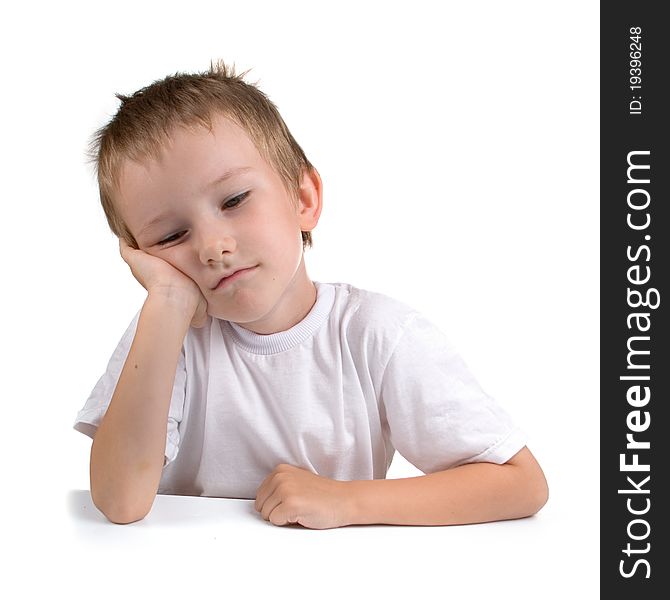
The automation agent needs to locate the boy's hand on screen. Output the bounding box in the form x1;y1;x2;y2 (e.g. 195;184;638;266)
254;464;355;530
119;239;208;328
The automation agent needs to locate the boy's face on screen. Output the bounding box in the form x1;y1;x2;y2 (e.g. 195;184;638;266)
115;115;321;334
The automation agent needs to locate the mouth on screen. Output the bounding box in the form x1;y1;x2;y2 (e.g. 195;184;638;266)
211;266;258;291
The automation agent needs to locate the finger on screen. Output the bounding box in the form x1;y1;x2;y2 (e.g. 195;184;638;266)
268;501;301;527
254;470;283;512
191;315;207;329
260;491;284;522
254;472;275;512
119;238;136;264
191;299;209;328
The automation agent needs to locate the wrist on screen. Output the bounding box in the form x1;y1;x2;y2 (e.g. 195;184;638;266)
340;480;368;526
146;287;201;318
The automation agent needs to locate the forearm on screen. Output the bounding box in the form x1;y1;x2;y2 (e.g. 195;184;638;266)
90;293;193;523
345;447;548;526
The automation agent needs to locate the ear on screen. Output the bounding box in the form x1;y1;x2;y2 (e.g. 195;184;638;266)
296;167;323;232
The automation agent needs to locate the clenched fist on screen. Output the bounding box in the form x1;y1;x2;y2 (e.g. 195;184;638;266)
254;464;356;530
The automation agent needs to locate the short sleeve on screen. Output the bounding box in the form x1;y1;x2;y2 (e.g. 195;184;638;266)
73;311;187;467
380;313;526;474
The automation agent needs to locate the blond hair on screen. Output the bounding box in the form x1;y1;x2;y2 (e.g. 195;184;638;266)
88;60;314;249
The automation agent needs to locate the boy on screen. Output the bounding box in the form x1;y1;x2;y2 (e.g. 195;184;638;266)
74;61;548;529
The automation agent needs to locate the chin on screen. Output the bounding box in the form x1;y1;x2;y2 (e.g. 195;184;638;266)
207;306;261;324
206;291;272;325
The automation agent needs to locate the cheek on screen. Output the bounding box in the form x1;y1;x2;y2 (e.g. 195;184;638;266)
254;207;302;250
156;248;192;275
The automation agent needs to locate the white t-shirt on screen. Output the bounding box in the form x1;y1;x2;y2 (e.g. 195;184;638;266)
74;281;526;499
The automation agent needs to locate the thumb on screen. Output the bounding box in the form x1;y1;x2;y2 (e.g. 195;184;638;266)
190;297;209;328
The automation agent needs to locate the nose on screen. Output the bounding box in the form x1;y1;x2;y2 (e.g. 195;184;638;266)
197;225;236;264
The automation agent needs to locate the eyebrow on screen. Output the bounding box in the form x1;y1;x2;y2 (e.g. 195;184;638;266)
137;166;253;237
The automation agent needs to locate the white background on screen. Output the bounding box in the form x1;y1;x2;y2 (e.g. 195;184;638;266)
1;1;599;597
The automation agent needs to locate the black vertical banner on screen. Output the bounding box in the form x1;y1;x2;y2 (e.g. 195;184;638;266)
601;2;669;596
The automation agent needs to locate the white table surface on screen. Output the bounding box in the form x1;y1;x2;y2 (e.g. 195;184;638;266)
54;486;596;599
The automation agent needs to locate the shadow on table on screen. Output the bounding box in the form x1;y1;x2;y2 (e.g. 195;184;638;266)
67;489;106;523
66;489;260;527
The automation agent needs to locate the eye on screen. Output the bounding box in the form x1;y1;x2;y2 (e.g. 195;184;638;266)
157;231;186;246
222;191;250;210
155;192;249;247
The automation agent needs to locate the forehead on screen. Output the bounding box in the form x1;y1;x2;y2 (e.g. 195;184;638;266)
115;116;266;228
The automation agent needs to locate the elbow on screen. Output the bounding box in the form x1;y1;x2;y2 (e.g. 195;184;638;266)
91;488;153;525
104;505;150;525
527;476;549;516
521;465;549;517
507;447;549;517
